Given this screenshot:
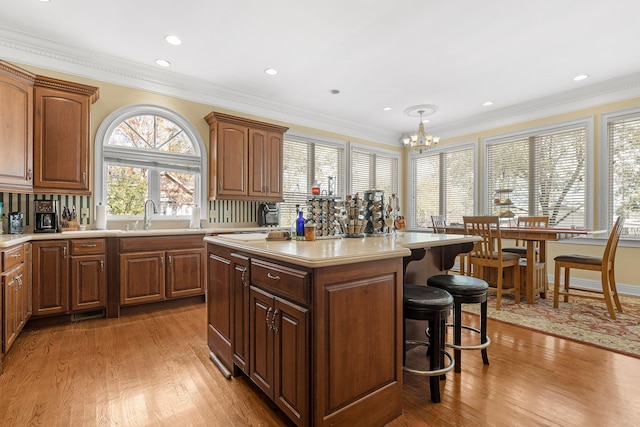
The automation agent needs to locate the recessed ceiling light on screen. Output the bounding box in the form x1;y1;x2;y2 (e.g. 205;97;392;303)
264;68;278;76
330;89;340;95
382;107;392;112
155;59;171;67
164;35;182;46
482;101;494;106
573;74;589;81
39;0;51;2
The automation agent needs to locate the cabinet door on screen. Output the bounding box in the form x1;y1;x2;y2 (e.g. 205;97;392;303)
249;286;275;398
33;86;90;192
166;248;204;299
265;131;284;199
119;251;165;305
216;122;248;197
274;296;309;425
207;250;233;371
71;255;106;311
248;129;284;200
0;66;33;191
232;253;250;375
2;265;20;352
32;241;69;316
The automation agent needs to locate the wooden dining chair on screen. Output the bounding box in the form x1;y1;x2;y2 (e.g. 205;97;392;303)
503;215;550;299
553;216;626;319
463;216;521;309
431;215;469;275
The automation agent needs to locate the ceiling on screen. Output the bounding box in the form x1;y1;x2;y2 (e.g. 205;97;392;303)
2;0;640;146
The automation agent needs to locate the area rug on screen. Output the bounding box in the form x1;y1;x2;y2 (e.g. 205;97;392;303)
463;289;640;358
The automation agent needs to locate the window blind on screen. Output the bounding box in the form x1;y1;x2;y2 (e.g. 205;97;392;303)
486;126;586;227
608;115;640;237
350;149;399;197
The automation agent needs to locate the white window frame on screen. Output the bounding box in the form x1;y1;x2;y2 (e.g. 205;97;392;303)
600;106;640;241
94;104;207;219
407;140;478;229
482;117;594;229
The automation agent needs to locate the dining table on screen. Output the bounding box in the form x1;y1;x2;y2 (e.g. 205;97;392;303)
444;225;597;304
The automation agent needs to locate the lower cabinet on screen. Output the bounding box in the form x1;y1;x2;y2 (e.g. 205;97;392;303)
249;286;309;426
2;243;31;354
119;236;205;306
33;239;106;317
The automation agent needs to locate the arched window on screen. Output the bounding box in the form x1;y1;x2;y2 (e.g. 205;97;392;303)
95;104;205;218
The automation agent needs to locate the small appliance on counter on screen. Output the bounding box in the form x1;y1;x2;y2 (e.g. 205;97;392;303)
8;212;24;234
258;202;280;227
34;199;59;233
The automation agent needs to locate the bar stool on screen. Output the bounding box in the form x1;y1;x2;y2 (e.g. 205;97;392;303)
403;283;455;403
426;274;490;373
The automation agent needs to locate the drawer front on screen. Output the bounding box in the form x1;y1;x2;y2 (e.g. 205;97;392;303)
2;244;25;272
71;239;106;255
251;258;309;305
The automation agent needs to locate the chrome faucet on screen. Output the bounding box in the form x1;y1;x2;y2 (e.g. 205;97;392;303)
143;199;158;230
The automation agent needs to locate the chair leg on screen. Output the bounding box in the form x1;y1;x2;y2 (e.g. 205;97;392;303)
495;268;503;310
513;264;520;304
601;270;617;320
480;299;489;366
609;267;623;313
563;267;571;303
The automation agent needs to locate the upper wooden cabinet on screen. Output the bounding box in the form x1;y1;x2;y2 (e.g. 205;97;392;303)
205;112;288;201
33;76;99;194
0;61;35;192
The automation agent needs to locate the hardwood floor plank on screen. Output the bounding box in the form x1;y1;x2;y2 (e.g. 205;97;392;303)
1;301;639;426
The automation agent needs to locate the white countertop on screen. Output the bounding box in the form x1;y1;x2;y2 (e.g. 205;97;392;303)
206;232;479;268
0;226;284;248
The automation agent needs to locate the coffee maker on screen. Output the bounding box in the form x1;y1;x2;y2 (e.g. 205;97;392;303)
34;199;59;233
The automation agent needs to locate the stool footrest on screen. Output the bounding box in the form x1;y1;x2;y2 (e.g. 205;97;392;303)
403;340;455;377
444;323;491;351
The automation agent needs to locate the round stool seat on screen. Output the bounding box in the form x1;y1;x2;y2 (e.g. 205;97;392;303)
404;284;453;316
427;274;488;296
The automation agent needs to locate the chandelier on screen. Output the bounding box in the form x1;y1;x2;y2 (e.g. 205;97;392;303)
401;105;440;153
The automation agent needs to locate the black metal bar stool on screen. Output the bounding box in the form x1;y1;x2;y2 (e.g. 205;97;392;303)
426;274;490;373
403;283;455;403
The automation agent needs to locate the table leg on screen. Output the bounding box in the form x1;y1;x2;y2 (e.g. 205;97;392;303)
526;240;535;304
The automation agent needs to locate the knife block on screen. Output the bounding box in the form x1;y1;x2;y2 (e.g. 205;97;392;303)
60;220;79;231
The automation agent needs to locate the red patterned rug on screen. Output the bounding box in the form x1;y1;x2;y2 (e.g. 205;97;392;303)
463;289;640;358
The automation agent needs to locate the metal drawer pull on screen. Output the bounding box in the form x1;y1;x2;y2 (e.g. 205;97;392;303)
12;253;22;259
81;244;97;248
100;260;104;272
241;267;247;287
266;307;273;329
63;247;67;259
267;272;280;281
272;309;279;333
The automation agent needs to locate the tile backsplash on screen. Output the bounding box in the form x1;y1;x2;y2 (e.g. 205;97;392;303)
0;192;263;230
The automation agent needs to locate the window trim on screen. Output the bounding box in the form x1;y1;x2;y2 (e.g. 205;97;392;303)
482;117;595;228
407;139;478;229
599;106;640;233
94;103;207;217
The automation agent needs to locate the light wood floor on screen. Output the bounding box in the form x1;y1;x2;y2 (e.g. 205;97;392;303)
1;299;639;427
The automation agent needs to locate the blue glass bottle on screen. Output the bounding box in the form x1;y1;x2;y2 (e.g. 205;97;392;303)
296;209;305;239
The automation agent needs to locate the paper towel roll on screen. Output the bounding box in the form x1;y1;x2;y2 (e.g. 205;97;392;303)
190;207;201;229
95;203;107;230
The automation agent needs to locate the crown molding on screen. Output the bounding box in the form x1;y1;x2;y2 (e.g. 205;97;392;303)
0;26;397;145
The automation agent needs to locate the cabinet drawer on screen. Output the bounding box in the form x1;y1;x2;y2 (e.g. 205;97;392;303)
2;244;25;272
251;258;309;305
71;239;105;255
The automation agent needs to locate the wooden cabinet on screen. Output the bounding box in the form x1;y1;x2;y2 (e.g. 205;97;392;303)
33;76;99;194
205;112;288;202
248;129;284;199
119;236;205;306
33;239;107;317
32;240;69;316
231;253;250;375
249;286;308;426
0;61;35;192
70;239;107;311
2;243;30;354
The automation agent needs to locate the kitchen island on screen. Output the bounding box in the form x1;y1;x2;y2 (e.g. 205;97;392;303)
204;232;478;426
